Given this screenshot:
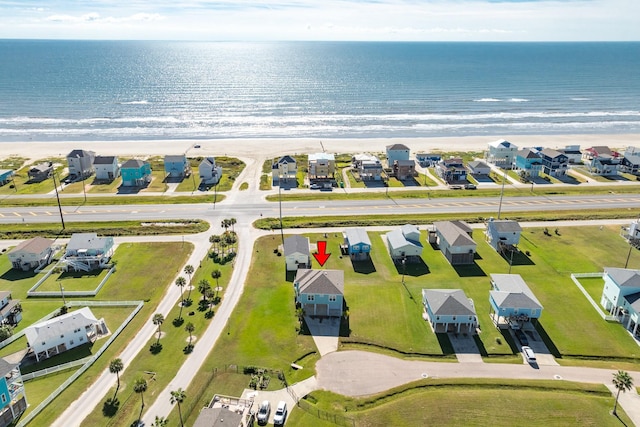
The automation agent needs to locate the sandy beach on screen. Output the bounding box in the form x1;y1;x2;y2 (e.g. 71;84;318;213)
1;134;639;162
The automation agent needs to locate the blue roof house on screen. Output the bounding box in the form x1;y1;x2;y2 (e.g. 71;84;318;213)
489;274;543;328
294;269;344;317
121;159;152;187
514;148;543;178
600;267;640;338
0;358;27;427
342;228;371;261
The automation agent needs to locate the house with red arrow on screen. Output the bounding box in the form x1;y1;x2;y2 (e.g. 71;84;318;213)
294;269;344;318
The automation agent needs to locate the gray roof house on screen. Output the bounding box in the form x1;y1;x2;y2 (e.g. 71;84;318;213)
199;157;223;185
63;233;114;272
386;225;423;262
432;221;476;265
295;269;345;317
489;274;543;327
67;149;96;179
422;289;478;334
467;160;491;175
93;156;120;181
164;154;190;178
272;155;297;183
342;228;372;260
27;162;53;182
485;219;522;252
284;235;310;271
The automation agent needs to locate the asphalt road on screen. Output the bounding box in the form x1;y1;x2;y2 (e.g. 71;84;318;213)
2;193;640;224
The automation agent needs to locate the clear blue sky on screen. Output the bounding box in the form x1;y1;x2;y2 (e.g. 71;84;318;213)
1;0;638;41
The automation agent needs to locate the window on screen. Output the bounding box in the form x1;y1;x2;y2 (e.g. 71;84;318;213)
60;335;64;338
41;342;45;346
1;394;6;403
307;295;315;301
70;340;74;345
329;295;337;302
452;316;456;321
79;337;84;342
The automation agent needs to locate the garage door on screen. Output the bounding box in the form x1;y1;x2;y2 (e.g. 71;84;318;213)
316;304;328;316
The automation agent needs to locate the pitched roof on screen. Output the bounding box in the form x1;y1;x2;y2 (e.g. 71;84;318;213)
625;292;640;313
164;155;187;162
539;148;566;159
67;233;110;251
67;149;94;158
605;267;640;288
488;139;515;149
276;155;296;164
0;358;17;377
194;407;242;427
93;156;117;164
488;220;522;233
433;221;475;247
468;160;490;169
344;228;371;246
490;290;543;310
201;157;216;167
516;148;541;159
24;307;98;347
121;159;147;169
308;153;335;161
284;235;309;256
9;237;54;255
422;289;476;316
386;143;410;151
295;269;344;295
490;273;543;309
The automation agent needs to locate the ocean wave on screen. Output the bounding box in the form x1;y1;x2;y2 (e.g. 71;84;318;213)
474;98;502;102
119;100;149;105
571;97;591;101
509;98;529;102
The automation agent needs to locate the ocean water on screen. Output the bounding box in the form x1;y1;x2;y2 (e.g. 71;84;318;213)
0;40;639;142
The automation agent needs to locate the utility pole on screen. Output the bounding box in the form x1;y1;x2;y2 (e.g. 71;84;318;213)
497;168;507;220
52;171;65;230
278;184;284;247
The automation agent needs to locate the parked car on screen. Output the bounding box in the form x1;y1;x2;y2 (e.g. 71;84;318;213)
464;183;477;189
256;400;271;425
310;183;321;189
522;346;536;363
273;400;288;426
514;329;529;346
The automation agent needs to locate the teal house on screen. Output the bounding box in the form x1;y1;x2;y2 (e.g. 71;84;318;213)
294;269;344;317
600;267;640;338
121;159;152;187
0;170;13;186
0;358;27;427
489;273;543;328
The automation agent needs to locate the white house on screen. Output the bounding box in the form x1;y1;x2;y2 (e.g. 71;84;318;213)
272;155;297;183
199;157;223;185
93;156;120;181
63;233;114;272
486;139;518;168
66;149;96;179
385;144;410;168
24;307;104;362
386;225;423;262
600;267;640;338
284;235;310;271
7;237;55;271
308;153;335;180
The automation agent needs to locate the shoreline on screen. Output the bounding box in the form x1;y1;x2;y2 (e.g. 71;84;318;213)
2;133;639;162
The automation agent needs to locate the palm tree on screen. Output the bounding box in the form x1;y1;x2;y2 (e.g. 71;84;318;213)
229;217;237;233
209;234;221;253
170;388;187;427
612;370;634;415
205;288;215;314
221;219;230;232
224;233;237;253
185;322;195;346
109;358;124;396
133;377;148;422
152;416;168;427
152;313;164;345
198;279;211;303
211;269;221;291
175;276;186;319
183;264;195;302
219;240;228;256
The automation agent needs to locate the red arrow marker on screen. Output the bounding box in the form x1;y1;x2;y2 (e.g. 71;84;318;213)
313;241;331;267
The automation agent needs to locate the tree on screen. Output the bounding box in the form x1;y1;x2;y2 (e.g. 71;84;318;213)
183;265;195;302
211;269;222;293
198;279;211;303
221;219;230;232
109;358;124;395
209;235;221;253
152;313;164;345
0;325;13;342
170;388;187;427
185;322;195;346
133;377;148;421
229;217;237;233
612;370;634;415
175;276;187;319
152;416;168;427
205;288;215;315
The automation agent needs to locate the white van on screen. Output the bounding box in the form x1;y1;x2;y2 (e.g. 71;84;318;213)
522;346;536;363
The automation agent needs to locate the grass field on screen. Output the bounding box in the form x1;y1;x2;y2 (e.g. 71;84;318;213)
34;267;110;293
290;380;633;427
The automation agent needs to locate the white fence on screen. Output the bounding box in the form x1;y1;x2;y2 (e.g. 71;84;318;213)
27;266;116;298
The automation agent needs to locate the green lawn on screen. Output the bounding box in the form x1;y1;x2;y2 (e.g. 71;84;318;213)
0;160;65;196
20;242;193;426
290;380;632;427
35;267;110;293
